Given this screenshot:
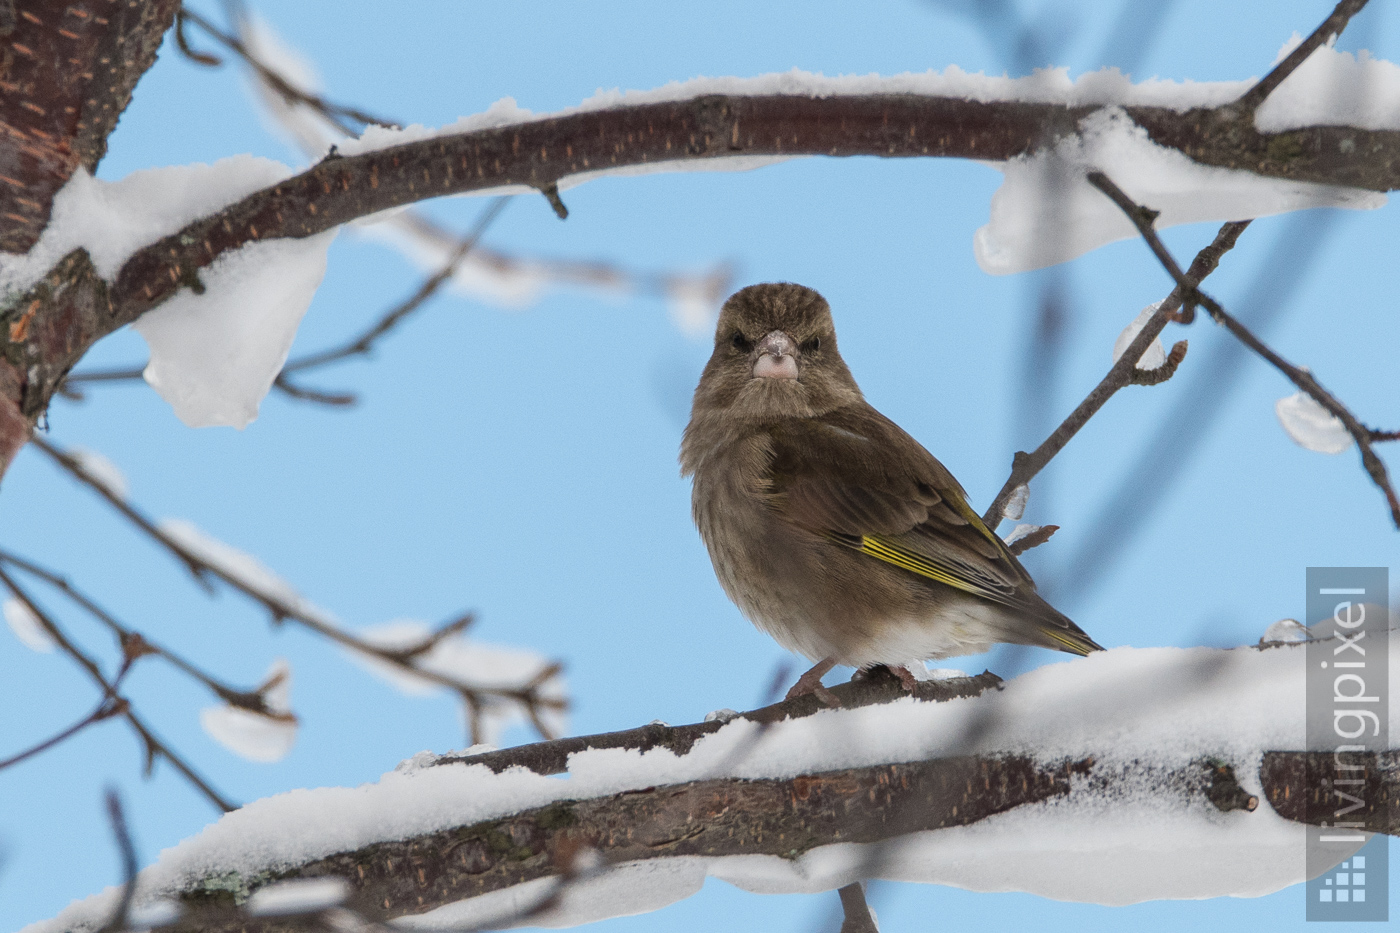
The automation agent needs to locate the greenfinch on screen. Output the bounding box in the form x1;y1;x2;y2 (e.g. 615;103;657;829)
680;283;1102;702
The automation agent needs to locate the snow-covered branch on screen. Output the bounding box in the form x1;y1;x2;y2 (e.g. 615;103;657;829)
27;640;1400;933
0;0;179;253
3;0;1397;468
29;436;569;747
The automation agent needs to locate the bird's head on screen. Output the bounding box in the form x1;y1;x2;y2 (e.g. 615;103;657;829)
691;283;863;420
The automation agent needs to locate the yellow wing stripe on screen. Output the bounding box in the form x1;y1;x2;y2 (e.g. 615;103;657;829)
856;535;995;600
1040;627;1095;657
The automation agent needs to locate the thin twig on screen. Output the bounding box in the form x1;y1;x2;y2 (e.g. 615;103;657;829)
0;673;129;771
65;199;511;407
1007;524;1059;556
0;549;277;715
276;197;511;404
0;565;237;811
30;435;213;588
97;789;138;933
981;220;1250;526
837;883;878;933
32;436;566;743
1234;0;1370;114
178;6;397;134
1087;170;1400;528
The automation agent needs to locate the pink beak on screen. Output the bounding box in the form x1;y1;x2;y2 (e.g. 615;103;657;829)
752;330;799;380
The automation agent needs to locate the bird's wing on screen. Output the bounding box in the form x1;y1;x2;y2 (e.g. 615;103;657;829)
761;404;1031;607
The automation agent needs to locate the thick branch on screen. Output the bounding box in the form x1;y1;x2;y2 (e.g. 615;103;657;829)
6;89;1400;473
0;0;180;253
128;744;1399;933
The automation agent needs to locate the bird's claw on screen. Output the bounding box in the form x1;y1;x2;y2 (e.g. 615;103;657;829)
785;658;842;707
889;664;919;692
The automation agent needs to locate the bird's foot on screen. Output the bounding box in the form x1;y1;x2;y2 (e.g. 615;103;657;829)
785;658;841;707
888;664;920;692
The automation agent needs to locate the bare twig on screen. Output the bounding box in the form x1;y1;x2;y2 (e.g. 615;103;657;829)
30;435;213;588
0;674;129;771
178;6;396;135
0;549;278;715
837;883;878;933
0;564;236;812
1234;0;1370;114
173;8;221;67
981;220;1250;526
274;197;511;404
1006;524;1059;556
1087;170;1400;528
97;789;139;933
32;436;566;743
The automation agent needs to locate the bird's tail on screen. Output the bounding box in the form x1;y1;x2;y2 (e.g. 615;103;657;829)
1015;598;1104;657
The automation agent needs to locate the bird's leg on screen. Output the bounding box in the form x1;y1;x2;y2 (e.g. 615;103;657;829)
888;664;920;692
786;657;841;707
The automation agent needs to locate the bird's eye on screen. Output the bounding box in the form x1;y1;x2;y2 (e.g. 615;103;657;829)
801;336;821;353
731;332;753;352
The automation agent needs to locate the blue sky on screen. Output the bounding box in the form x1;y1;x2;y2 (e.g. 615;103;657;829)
2;1;1397;930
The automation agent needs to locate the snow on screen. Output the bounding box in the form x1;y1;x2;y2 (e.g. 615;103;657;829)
1001;485;1028;522
199;659;298;763
241;17;1398;287
0;154;337;430
0;159;290;295
67;447;129;500
134;228;337;429
1111;303;1168;370
24;637;1398;933
974;107;1383;275
1256;41;1400;133
246;878;347;916
1002;523;1046;547
3;597;55;652
346;620;568;745
1259;618;1310;644
1275;390;1352;454
661;271;728;338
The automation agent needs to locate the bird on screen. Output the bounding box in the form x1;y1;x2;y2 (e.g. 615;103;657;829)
680;282;1102;704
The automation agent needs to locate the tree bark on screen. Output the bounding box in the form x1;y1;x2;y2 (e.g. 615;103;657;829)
0;0;180;254
5;83;1400;476
63;672;1394;933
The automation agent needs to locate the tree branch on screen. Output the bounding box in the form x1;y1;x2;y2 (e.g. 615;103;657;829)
31;435;567;744
0;547;283;716
272;196;511;405
1087;170;1400;528
837;883;878;933
97;789;139;933
7;74;1400;472
981;219;1249;526
93;739;1400;933
177;5;397;135
0;0;181;253
1234;0;1370;115
0;563;236;812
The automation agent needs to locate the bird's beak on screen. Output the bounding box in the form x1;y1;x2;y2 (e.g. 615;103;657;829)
752;330;799;380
